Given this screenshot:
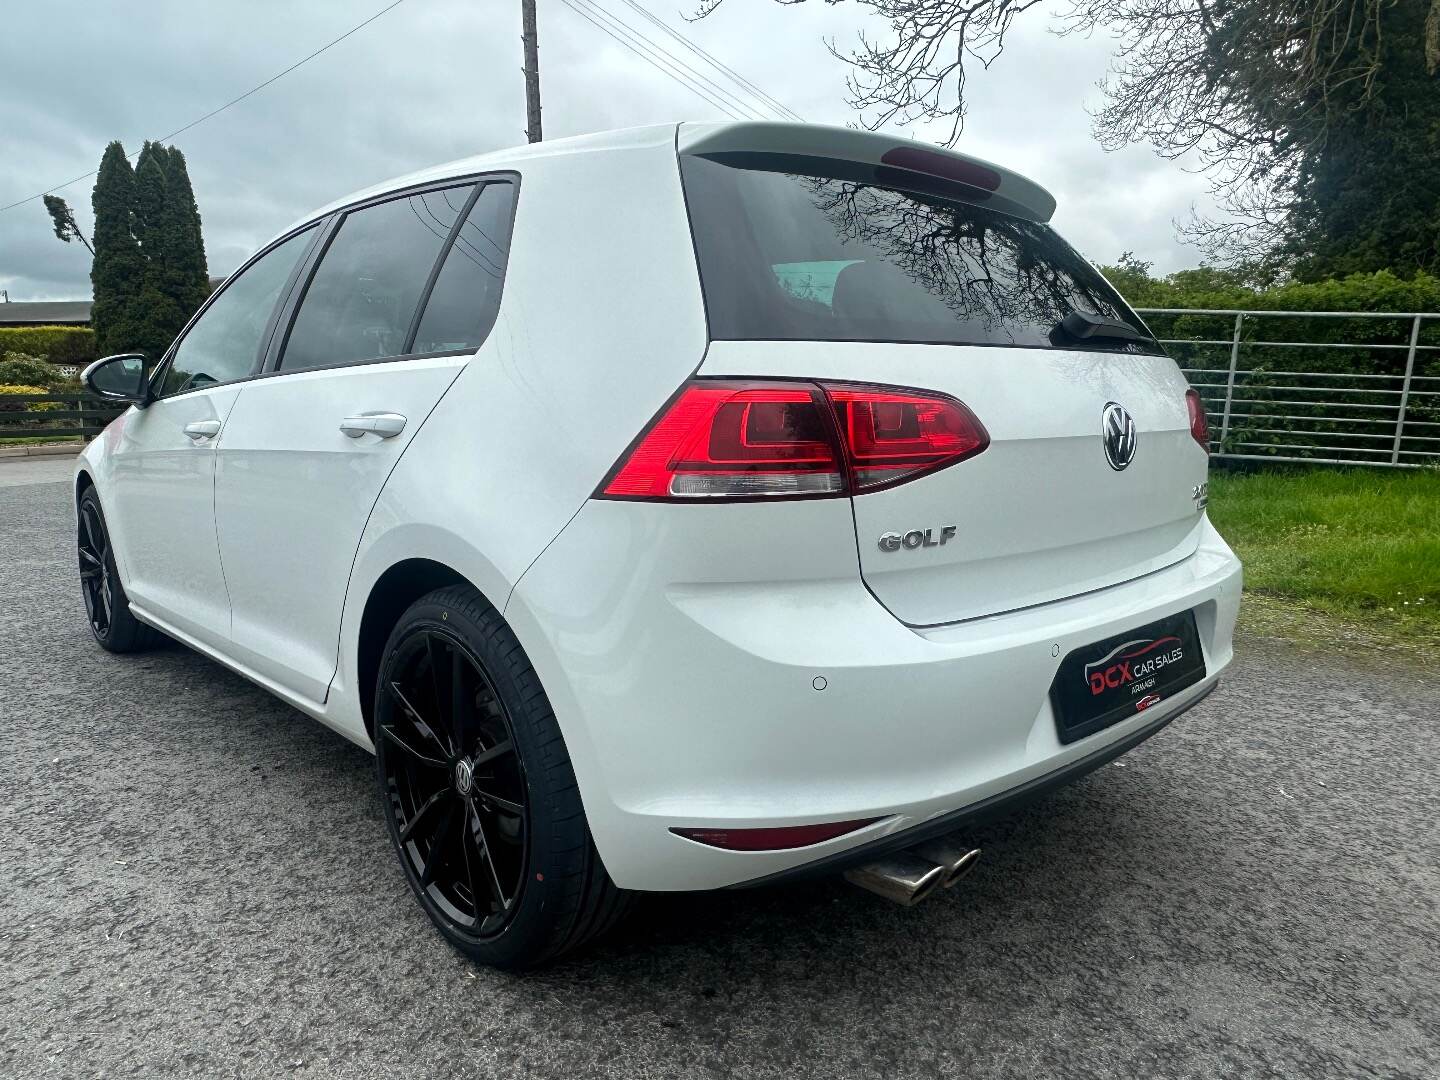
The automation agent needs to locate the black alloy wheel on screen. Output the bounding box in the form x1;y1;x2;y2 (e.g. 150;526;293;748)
376;627;529;941
373;585;634;969
78;497;114;639
76;488;160;653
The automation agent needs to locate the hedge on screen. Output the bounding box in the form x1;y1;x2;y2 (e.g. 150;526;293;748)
1097;265;1440;459
0;325;97;366
0;384;53;415
0;352;75;388
1100;268;1440;380
1102;266;1440;316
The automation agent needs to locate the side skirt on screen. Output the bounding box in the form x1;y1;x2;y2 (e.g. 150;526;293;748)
128;602;375;753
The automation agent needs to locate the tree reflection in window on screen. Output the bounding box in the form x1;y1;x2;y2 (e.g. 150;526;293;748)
683;156;1157;354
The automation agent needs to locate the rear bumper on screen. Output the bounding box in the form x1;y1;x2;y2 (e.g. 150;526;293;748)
507;504;1242;892
732;681;1214;888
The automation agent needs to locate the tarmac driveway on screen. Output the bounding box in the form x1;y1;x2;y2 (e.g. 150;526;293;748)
2;457;1437;1079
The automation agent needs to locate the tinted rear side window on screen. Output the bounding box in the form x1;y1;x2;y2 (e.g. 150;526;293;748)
280;184;476;371
411;181;516;354
680;155;1157;353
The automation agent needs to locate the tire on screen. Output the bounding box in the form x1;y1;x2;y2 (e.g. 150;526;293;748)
373;584;634;969
77;488;163;654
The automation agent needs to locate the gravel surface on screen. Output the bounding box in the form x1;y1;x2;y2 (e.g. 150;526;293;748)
2;460;1438;1079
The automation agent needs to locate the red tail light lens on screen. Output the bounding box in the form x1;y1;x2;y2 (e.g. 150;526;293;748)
600;379;987;500
828;386;988;492
1185;389;1210;453
601;382;843;499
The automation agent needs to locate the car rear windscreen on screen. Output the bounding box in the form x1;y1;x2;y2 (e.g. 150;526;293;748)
680;153;1160;353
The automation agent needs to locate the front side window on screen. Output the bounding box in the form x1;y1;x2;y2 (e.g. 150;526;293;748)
159;226;314;397
681;155;1158;354
280;184;476;372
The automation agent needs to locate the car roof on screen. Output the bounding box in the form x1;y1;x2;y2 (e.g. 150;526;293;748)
274;120;1057;245
278;123;681;239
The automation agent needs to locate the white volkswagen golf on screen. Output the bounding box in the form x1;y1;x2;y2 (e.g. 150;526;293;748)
75;122;1241;968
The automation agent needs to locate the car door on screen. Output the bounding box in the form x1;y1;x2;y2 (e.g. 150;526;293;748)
104;225;318;646
214;178;516;703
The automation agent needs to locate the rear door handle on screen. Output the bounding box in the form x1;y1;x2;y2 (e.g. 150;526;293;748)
183;420;222;441
340;412;407;439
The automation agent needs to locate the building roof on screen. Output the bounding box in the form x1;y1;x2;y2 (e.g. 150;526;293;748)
0;300;92;326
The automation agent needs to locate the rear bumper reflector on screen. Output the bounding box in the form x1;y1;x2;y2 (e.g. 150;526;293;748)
671;818;881;852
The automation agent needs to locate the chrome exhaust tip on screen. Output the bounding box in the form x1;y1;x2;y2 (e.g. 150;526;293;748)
911;839;982;888
843;854;947;907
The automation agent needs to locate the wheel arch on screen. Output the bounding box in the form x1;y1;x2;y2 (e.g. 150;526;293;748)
72;464;135;587
354;557;475;737
75;467;95;506
344;533;616;884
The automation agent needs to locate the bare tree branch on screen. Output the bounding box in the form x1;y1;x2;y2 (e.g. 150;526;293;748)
697;0;1411;264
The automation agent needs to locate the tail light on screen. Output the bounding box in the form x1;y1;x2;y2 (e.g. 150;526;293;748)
600;379;988;500
828;386;988;491
601;382;842;499
1185;389;1210;453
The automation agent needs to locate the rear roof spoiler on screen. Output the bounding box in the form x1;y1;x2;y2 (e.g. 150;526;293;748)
678;121;1057;224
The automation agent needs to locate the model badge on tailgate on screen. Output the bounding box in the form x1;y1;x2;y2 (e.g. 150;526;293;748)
878;526;957;552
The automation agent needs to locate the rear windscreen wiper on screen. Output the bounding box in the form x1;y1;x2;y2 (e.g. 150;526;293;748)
1053;310;1157;345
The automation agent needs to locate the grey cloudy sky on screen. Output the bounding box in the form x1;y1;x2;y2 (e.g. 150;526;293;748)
0;0;1218;301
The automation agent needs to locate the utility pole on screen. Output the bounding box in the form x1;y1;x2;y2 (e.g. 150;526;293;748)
521;0;542;143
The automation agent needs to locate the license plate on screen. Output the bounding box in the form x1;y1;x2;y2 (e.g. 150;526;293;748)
1049;610;1206;744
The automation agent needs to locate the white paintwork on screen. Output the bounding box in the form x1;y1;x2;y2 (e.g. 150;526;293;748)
508;511;1238;889
702;340;1209;625
76;121;1242;892
213;357;466;703
98;385;243;647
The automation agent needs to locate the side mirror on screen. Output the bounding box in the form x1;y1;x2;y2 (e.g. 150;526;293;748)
82;353;151;406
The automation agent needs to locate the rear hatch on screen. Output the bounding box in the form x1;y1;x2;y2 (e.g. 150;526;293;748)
680;128;1209;626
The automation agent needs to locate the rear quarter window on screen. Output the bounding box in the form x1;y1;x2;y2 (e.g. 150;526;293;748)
410;181;516;355
279;184;477;372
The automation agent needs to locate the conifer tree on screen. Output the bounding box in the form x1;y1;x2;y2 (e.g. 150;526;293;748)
89;142;148;357
131;143;184;358
160;146;210;314
86;140;212;359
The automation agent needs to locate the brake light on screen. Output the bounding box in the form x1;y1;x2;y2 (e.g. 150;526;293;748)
601;382;843;498
600;379;987;500
828;386;988;492
1185;389;1210;453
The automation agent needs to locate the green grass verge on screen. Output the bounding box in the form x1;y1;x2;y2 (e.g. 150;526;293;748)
1208;466;1440;647
0;435;83;446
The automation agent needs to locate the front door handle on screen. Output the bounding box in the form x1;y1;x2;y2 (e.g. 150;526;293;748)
340;412;407;439
183;420;222;441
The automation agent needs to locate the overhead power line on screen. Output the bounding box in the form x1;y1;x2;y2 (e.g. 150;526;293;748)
560;0;754;120
615;0;804;123
0;0;409;215
557;0;773;122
